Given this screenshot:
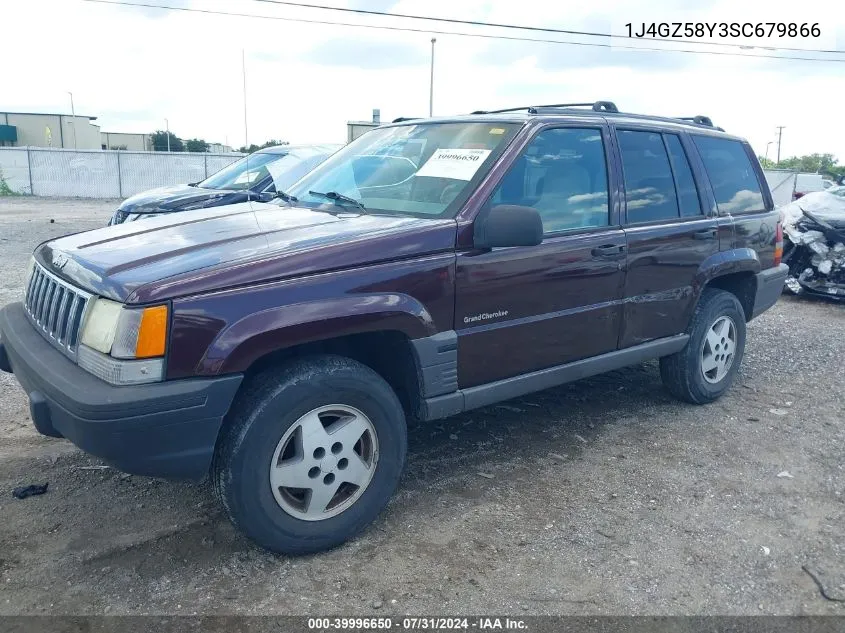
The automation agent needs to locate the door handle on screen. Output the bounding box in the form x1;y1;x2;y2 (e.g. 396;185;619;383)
591;244;626;258
693;228;717;240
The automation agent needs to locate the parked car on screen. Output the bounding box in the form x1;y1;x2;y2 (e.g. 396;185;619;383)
107;144;341;225
0;101;787;554
781;185;845;298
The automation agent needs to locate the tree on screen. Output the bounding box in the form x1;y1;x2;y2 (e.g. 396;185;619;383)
151;130;183;152
759;152;845;183
185;138;209;153
236;139;289;154
777;153;837;174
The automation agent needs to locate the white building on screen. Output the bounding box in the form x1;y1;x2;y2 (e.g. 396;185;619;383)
0;111;101;149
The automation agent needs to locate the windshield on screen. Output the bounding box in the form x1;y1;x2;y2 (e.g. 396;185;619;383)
198;148;332;192
286;122;520;217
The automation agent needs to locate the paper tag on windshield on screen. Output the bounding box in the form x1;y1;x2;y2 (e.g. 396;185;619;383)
416;148;492;181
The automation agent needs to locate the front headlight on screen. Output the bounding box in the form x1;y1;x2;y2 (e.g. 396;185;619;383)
79;298;168;385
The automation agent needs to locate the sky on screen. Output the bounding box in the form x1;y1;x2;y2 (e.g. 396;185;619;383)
1;0;844;160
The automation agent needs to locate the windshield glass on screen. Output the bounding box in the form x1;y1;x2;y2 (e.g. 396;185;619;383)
198;152;280;190
198;148;333;192
286;122;520;217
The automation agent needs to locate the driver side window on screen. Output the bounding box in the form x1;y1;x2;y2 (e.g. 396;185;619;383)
491;128;610;233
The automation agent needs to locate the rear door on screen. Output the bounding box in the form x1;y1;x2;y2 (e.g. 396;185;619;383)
455;123;626;388
613;127;720;348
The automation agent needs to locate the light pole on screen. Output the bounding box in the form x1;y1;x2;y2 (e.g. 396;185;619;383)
67;92;77;150
429;37;436;117
165;118;171;152
765;141;773;161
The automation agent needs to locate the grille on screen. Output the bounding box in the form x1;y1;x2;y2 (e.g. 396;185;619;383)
24;262;93;359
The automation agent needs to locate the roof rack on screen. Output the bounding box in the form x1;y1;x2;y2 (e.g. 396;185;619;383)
469;102;724;131
471;101;619;115
677;115;714;127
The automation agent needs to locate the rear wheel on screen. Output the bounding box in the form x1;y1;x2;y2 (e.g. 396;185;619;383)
212;355;407;554
660;288;746;404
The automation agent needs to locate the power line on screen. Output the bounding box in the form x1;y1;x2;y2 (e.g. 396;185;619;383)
81;0;845;63
245;0;845;55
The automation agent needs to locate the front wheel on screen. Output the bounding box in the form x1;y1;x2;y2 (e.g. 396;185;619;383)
660;288;747;404
212;355;407;555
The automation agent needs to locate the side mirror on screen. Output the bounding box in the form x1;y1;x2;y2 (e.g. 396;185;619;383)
474;205;544;249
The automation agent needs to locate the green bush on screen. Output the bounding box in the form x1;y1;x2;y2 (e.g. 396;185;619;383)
0;168;19;196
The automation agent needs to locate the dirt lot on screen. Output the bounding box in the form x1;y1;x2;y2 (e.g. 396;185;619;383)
0;197;843;616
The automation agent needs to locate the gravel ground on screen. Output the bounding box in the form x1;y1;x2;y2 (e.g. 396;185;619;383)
0;197;843;616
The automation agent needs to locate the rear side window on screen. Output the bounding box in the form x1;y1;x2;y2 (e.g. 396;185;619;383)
693;136;765;213
664;135;702;217
617;130;679;223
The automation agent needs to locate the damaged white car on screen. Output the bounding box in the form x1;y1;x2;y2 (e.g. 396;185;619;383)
781;185;845;298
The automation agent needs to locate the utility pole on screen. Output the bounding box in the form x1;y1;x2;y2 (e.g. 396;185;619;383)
429;38;436;117
776;126;785;165
165;118;171;152
67;92;77;150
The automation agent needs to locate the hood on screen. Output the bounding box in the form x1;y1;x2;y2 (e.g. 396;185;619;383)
781;191;845;231
35;202;457;304
118;184;248;214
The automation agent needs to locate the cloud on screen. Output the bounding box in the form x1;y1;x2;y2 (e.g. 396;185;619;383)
303;38;427;69
113;0;192;19
348;0;402;10
478;39;693;74
1;0;843;160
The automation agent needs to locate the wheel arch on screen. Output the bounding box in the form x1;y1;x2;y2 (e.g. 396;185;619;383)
694;248;761;322
233;329;425;420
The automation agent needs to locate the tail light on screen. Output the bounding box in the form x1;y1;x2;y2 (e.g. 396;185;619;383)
774;217;784;266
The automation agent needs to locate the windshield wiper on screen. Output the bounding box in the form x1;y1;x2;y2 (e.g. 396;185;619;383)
308;190;366;212
274;190;299;204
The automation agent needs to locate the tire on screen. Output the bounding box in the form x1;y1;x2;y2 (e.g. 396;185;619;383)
212;354;407;555
660;288;746;405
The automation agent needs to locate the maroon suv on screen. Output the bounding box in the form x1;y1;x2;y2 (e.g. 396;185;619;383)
0;102;788;554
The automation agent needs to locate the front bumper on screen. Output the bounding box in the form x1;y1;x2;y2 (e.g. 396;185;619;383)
0;302;242;479
751;263;789;318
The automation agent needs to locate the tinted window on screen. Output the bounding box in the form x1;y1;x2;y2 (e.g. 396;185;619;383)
491;128;609;233
618;130;679;223
693;136;765;213
665;135;702;217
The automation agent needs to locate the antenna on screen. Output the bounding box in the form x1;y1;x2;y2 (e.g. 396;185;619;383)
242;48;251;202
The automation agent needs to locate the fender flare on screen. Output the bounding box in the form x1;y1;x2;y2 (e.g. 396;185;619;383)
693;248;761;292
203;293;437;375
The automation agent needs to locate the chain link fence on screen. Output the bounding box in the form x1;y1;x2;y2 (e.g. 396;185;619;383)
0;147;243;198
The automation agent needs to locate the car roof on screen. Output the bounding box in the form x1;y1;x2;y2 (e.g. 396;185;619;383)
383;101;744;142
257;143;343;155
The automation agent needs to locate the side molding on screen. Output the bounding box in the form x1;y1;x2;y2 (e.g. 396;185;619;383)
417;334;689;422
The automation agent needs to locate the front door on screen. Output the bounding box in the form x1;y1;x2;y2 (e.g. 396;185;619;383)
613;127;720;347
455;125;626;389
